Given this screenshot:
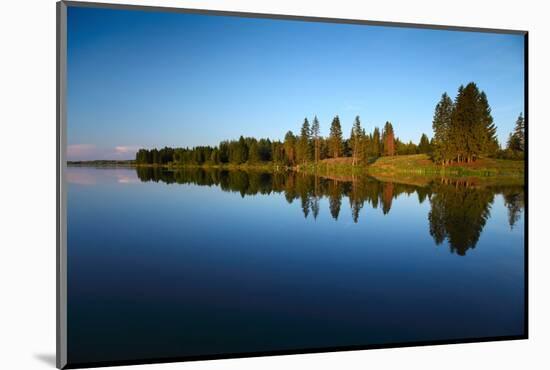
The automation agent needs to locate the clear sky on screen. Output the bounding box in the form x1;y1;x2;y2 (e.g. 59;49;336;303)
67;6;525;160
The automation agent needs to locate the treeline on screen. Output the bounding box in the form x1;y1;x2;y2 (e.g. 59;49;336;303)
135;117;432;167
431;82;525;164
67;160;134;166
135;81;525;167
136;167;524;255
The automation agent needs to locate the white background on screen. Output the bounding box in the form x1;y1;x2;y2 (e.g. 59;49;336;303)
1;0;549;369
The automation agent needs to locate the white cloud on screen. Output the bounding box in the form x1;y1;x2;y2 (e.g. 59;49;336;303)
114;145;138;154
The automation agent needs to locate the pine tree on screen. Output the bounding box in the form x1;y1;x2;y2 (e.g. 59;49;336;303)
360;128;369;162
248;140;261;163
219;141;230;163
451;84;477;163
516;113;525;152
297;118;312;164
328;115;343;158
508;113;525;152
372;127;381;157
311;115;321;164
350;116;363;165
283;131;297;165
230;136;248;164
382;121;395;156
446;82;499;163
210;149;220;164
418;133;431;154
478;91;499;157
271;141;285;163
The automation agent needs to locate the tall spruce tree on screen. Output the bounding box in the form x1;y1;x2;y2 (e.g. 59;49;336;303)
449;82;498;163
478;91;499;157
451;83;480;163
432;92;454;164
311;115;321;164
507;112;525;152
297;118;312;164
350;116;363;165
360;128;369;162
328;115;343;158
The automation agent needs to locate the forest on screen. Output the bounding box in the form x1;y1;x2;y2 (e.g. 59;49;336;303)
134;82;526;170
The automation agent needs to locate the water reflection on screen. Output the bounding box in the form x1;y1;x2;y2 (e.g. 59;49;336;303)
503;190;524;230
136;167;524;256
428;182;494;256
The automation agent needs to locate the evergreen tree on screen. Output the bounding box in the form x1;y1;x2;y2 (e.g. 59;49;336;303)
271;141;285;163
283;131;297;165
382;121;395;156
515;113;525;152
248;140;261;163
320;137;329;160
210;149;220;164
507;113;525;152
230;136;248;164
257;138;272;161
372;127;381;157
450;82;496;163
418;133;431;154
151;149;159;164
297;118;312;164
432;92;454;164
219;141;230;163
360;128;369;162
328;115;343;158
350;116;364;165
457;83;481;162
311;115;321;164
478;91;499;157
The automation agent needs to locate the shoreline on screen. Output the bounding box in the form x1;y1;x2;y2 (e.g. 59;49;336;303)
68;154;525;186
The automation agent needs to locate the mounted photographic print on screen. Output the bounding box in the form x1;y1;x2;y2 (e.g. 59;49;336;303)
57;1;528;368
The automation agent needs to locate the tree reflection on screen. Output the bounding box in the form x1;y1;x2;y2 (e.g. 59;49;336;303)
328;180;342;220
136;167;524;256
428;181;494;256
503;189;525;229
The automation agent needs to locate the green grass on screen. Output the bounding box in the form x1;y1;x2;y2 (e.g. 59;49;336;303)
294;154;524;186
367;154;524;177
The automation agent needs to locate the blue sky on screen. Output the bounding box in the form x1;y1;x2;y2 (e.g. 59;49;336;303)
67;6;525;160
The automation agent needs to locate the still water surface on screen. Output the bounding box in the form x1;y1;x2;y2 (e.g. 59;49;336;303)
67;166;525;364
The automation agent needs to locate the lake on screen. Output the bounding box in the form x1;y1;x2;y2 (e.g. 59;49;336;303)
67;166;525;364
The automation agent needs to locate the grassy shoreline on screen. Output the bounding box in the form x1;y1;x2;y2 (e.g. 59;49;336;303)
68;154;525;184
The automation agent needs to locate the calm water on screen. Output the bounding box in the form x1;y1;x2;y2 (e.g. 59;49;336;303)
67;166;525;364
